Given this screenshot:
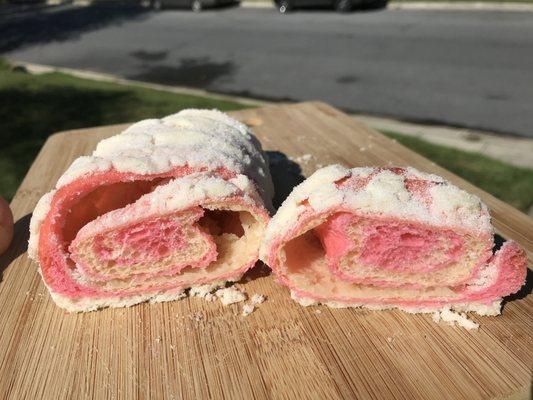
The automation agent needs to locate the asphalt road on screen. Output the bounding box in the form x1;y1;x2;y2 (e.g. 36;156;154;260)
3;5;533;137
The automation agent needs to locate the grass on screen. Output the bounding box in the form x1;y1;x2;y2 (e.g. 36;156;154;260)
384;132;533;212
1;60;531;213
0;61;248;201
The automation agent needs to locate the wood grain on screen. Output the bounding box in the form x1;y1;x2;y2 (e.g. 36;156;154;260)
0;102;531;400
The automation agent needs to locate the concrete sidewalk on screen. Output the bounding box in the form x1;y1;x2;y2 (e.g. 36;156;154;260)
28;0;533;11
17;61;533;170
356;115;533;169
241;0;533;11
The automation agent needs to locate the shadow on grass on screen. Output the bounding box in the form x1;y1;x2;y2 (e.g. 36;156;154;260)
0;84;137;200
0;4;150;53
0;65;247;201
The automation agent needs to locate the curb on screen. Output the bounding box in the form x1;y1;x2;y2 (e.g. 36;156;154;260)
240;0;533;11
354;114;533;169
17;61;269;108
37;0;533;11
387;1;533;11
13;60;533;170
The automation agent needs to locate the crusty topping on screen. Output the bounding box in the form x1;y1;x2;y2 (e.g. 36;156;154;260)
260;165;492;261
55;109;273;206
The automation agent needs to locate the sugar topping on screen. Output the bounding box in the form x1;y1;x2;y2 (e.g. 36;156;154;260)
260;165;492;260
55;109;273;206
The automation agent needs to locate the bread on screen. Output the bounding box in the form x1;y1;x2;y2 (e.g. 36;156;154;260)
29;109;273;312
260;165;526;321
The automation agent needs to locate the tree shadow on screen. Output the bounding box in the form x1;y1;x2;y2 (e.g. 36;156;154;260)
0;4;150;53
130;49;169;62
0;213;31;283
129;57;237;88
0;84;140;200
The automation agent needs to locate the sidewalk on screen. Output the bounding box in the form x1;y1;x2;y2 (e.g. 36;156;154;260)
17;61;533;170
241;0;533;11
24;0;533;11
356;115;533;169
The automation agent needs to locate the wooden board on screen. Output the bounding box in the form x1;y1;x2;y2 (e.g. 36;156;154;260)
0;102;531;400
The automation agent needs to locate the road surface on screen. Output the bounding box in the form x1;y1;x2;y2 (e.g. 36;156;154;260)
2;5;533;137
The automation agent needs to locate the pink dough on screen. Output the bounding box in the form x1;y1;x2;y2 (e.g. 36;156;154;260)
93;217;191;266
316;212;464;273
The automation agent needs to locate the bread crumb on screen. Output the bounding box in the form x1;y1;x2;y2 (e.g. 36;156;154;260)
189;312;204;322
251;294;265;305
216;287;246;305
242;304;255;316
315;309;322;314
290;154;313;164
432;309;479;330
240;293;266;316
190;283;221;298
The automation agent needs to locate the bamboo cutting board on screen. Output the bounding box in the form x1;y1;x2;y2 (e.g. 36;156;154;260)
0;102;531;400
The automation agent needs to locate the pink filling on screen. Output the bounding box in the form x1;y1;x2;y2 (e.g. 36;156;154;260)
38;166;268;298
93;217;188;267
316;212;464;273
266;206;526;308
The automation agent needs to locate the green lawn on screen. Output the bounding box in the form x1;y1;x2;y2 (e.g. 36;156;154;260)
1;60;532;213
0;61;248;201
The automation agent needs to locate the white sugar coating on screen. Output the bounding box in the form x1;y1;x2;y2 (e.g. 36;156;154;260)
216;286;246;305
432;309;479;330
54;109;273;207
260;165;492;260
